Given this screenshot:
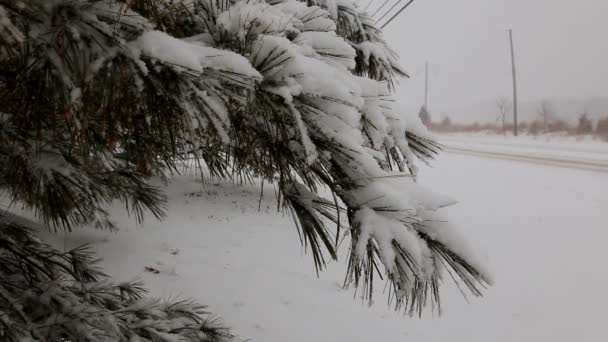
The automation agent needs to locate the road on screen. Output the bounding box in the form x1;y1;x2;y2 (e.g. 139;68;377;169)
444;145;608;172
441;135;608;173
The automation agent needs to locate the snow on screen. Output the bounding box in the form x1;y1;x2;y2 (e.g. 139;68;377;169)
131;31;203;72
284;53;363;108
321;0;339;20
217;0;298;40
354;206;433;277
275;1;336;32
21;148;608;341
250;34;359;109
131;30;261;79
418;152;608;342
355;41;391;66
398;104;434;138
293;31;356;70
439;133;608;162
348;175;484;286
348;175;456;212
250;35;298;80
8;0;607;340
289;103;319;164
355;76;391;149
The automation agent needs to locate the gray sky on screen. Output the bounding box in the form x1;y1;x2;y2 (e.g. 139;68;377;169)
376;0;608;120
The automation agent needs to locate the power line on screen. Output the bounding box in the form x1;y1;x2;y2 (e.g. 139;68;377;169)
375;0;405;24
378;0;416;29
371;0;392;17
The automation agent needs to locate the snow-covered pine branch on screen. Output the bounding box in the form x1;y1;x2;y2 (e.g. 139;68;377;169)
0;212;233;341
0;1;491;338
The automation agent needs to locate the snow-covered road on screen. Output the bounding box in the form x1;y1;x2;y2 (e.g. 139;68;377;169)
38;148;608;342
444;145;608;172
440;134;608;172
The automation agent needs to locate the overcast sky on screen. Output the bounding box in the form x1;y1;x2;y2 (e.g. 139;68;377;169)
376;0;608;117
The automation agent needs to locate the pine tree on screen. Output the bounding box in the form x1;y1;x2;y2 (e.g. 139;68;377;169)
1;0;491;340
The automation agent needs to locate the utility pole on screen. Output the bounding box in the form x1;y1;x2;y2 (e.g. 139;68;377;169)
508;29;519;136
424;61;429;111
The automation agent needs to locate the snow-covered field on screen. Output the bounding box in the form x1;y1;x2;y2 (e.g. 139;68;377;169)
29;138;608;342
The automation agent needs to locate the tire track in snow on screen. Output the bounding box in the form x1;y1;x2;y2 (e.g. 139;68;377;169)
444;146;608;173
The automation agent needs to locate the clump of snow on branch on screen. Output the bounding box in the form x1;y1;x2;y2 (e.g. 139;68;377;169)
217;0;299;41
275;0;336;32
131;30;262;78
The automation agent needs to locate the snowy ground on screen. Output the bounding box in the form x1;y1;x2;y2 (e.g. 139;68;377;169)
28;140;608;342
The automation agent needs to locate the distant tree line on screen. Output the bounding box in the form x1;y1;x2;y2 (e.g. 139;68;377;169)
419;100;608;140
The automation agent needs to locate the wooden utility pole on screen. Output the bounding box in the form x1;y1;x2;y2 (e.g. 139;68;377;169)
508;29;519;136
424;61;429;110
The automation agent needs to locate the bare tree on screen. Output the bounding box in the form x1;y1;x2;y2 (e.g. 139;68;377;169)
496;97;511;135
537;100;555;132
